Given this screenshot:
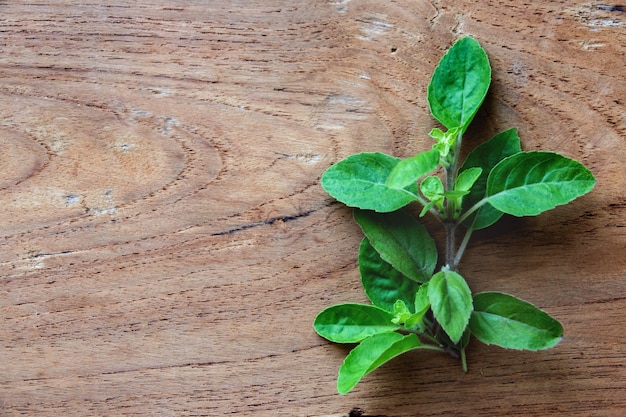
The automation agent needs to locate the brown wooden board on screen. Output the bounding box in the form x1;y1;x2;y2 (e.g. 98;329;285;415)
1;1;625;415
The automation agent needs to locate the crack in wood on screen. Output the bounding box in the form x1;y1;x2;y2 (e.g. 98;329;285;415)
211;208;319;236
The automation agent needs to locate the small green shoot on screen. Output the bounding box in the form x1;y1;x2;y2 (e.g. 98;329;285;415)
314;36;596;394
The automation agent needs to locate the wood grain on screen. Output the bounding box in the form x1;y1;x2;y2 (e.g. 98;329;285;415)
1;1;625;415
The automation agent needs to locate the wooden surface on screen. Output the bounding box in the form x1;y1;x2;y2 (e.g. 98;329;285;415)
1;1;625;416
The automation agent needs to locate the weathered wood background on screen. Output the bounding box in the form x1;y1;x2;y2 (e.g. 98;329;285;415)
1;1;625;416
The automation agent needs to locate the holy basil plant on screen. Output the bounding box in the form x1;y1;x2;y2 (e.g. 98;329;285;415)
313;36;596;395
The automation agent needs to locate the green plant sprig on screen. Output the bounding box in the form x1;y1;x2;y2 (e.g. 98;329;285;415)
313;36;596;395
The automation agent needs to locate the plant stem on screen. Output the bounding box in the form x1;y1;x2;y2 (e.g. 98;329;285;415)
457;199;487;225
404;190;445;223
445;221;456;268
421;332;443;347
421;344;447;353
453;227;474;267
460;347;468;372
443;129;464;270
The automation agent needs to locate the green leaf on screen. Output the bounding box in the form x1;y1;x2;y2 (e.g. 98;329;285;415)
420;176;444;201
455;167;482;192
443;190;469;199
403;310;427;332
386;149;439;190
419;200;440;217
321;152;418;212
460;128;522;229
414;283;430;317
399;285;431;331
389;299;427;331
469;292;563;350
429;127;462;159
486;151;596;216
428;270;473;343
314;303;399;343
354;209;437;283
390;300;412;325
337;333;422;394
359;239;420;313
427;36;491;131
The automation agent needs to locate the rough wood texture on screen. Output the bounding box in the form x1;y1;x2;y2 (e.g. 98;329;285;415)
1;1;625;416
